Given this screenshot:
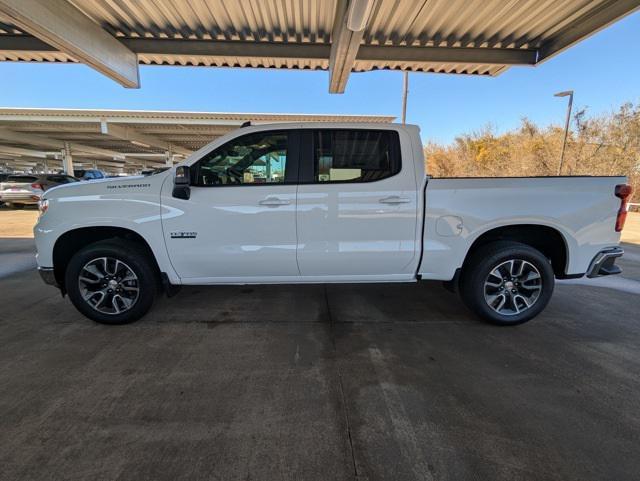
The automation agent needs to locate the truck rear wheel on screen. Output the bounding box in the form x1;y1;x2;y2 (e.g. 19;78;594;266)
65;239;158;325
459;241;555;326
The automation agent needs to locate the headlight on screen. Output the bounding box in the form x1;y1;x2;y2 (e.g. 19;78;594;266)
38;199;49;215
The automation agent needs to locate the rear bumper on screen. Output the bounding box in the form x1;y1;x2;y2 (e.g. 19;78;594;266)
0;192;40;203
586;247;623;278
38;267;58;287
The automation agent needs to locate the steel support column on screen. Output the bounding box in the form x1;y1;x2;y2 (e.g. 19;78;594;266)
62;141;73;175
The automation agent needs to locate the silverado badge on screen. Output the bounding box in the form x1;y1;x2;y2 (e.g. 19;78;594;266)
170;231;197;239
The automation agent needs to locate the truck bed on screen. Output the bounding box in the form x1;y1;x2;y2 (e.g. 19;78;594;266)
418;176;626;280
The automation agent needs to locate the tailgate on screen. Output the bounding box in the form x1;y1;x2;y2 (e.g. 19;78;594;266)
1;181;33;192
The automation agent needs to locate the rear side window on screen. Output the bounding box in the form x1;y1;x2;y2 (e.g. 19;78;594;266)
313;130;400;183
7;175;37;183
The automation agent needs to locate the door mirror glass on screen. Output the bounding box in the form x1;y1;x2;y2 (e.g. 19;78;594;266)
175;165;190;185
173;166;191;199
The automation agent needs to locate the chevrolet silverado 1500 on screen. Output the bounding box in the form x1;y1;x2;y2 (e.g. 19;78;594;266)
34;123;631;325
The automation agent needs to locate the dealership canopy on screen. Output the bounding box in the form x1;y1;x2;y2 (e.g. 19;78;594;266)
0;0;638;93
0;107;394;173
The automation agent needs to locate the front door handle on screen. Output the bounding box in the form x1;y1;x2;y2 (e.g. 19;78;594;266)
379;196;411;204
259;197;291;207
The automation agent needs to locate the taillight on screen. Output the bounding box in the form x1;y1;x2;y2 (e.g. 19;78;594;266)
38;199;49;215
31;183;44;190
615;184;632;232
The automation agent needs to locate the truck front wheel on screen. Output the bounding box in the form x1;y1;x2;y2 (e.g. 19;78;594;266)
65;239;158;324
459;241;555;326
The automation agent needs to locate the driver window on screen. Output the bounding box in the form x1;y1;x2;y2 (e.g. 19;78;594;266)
192;131;288;186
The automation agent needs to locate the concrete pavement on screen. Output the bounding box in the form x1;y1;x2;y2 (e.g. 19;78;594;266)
1;236;640;480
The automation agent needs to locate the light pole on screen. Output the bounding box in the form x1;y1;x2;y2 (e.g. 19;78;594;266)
554;90;573;175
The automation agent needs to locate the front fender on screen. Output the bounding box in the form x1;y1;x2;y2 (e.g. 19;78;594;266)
34;192;180;284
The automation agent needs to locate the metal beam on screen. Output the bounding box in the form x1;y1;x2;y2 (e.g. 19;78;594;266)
0;144;49;158
357;45;537;65
5;161;37;167
0;34;56;51
100;121;192;156
115;153;171;158
537;0;640;63
0;0;139;87
84;159;125;168
122;37;330;61
328;0;374;94
69;144;125;159
0;34;330;60
0;127;125;159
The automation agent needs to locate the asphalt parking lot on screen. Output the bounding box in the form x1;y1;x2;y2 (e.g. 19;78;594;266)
1;208;640;481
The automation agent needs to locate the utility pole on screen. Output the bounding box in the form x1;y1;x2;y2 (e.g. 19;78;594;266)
554;90;574;175
401;71;409;124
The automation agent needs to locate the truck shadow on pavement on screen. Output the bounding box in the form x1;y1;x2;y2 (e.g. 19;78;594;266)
151;281;473;326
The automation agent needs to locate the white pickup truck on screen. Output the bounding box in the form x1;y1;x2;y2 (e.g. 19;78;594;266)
34;123;631;326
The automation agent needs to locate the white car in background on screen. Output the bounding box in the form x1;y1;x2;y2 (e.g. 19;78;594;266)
33;123;632;326
0;174;78;209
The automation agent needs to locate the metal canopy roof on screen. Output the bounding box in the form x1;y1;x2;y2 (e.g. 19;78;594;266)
0;0;638;93
0;107;395;173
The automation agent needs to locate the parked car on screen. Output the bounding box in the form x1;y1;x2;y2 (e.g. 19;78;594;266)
0;173;78;208
34;123;631;325
74;169;105;180
0;173;8;206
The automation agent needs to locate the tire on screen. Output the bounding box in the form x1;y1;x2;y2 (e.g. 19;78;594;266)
65;239;158;324
459;241;555;326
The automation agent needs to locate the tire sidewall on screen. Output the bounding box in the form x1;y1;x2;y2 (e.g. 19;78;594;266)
461;242;555;326
65;240;157;324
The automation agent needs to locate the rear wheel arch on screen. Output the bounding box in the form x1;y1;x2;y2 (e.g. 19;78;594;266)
462;224;569;278
53;227;160;291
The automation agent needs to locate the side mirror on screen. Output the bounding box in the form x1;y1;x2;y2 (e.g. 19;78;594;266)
172;166;191;200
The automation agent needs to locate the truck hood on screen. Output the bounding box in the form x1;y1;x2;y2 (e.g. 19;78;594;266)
43;173;169;200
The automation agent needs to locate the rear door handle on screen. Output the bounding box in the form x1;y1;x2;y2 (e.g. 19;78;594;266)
379;196;411;204
259;197;291;207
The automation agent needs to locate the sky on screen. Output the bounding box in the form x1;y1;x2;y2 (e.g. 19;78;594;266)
0;11;638;145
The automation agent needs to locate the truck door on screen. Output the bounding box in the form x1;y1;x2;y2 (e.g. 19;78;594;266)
161;129;300;282
296;128;419;281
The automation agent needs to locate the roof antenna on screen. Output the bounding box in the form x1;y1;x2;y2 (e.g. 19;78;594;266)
240;121;251;128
